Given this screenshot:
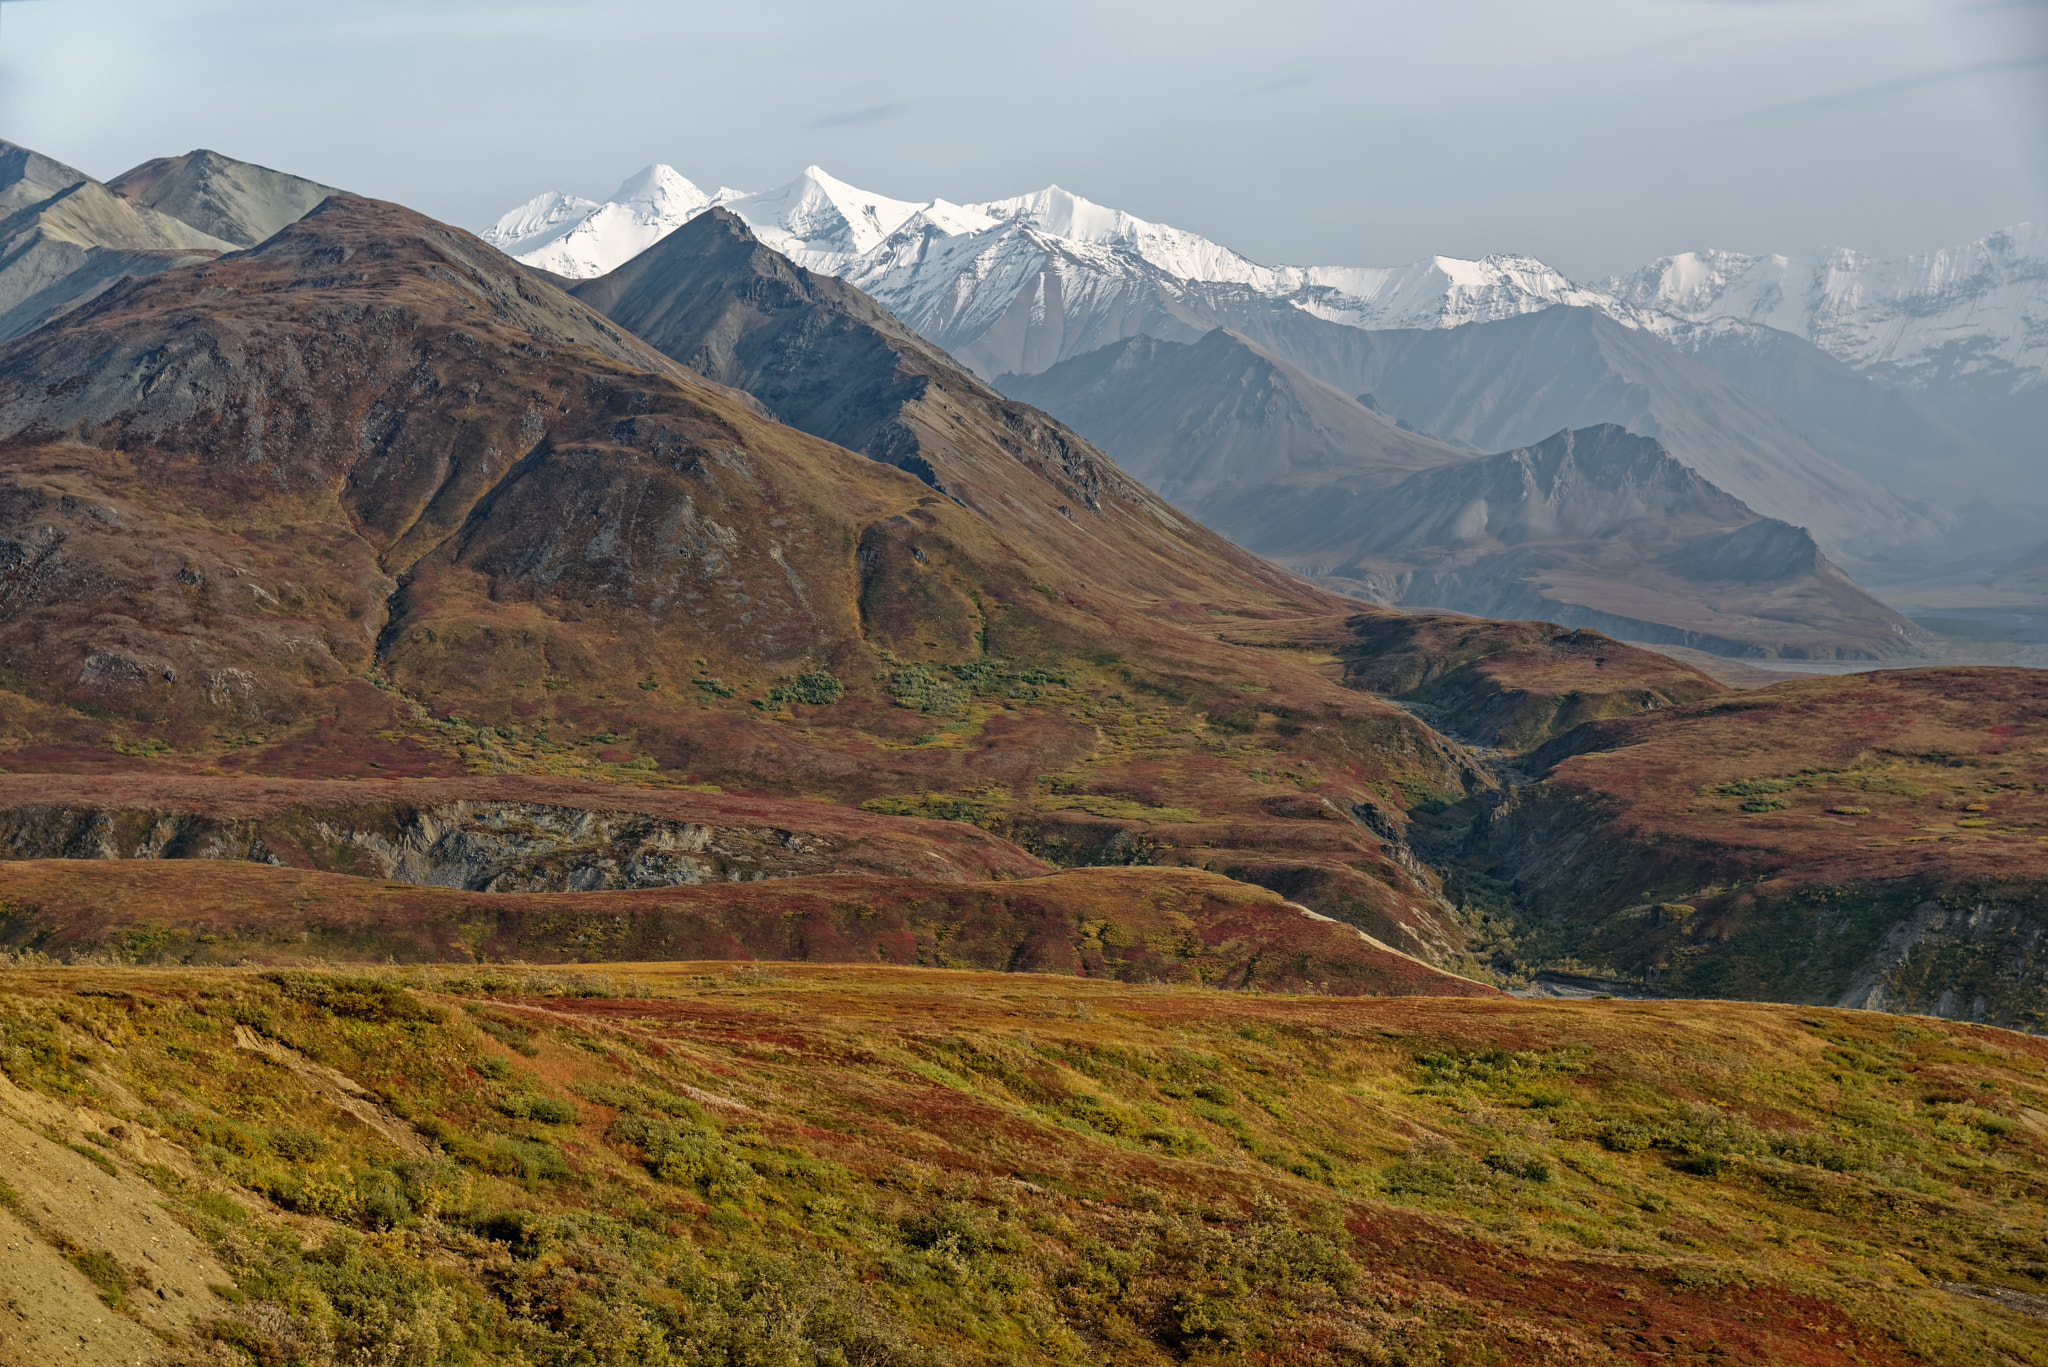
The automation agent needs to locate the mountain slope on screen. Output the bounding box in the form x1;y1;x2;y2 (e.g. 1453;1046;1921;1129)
0;138;89;214
1609;226;2048;401
1667;319;2045;552
482;165;746;278
1289;426;1928;660
8;965;2042;1365
0;178;233;340
107;148;338;248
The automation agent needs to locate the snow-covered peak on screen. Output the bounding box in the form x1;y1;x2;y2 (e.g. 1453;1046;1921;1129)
482;190;601;259
970;184;1274;286
1605;224;2048;384
725;166;929;274
480;164;744;279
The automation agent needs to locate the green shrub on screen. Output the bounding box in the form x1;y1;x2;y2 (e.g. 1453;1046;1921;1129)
498;1093;578;1124
264;973;445;1024
471;1207;551;1258
760;669;844;709
694;676;736;698
1483;1151;1552;1182
68;1249;129;1307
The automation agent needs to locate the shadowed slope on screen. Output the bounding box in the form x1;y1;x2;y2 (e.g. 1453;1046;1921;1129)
1002;326;1926;657
1290;426;1929;660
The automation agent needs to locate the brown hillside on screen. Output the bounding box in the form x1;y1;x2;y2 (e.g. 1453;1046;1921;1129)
0;193;1535;960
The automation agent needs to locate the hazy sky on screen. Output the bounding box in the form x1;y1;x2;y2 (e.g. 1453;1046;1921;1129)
3;0;2043;276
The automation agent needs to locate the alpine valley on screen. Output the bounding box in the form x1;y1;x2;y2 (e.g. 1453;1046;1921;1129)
0;139;2040;1366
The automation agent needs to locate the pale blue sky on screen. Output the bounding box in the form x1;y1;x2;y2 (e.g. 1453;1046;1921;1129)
3;0;2042;275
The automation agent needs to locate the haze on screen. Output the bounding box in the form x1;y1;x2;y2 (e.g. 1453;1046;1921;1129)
2;0;2042;275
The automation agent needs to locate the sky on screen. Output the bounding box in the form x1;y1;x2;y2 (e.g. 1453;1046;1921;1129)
1;0;2042;277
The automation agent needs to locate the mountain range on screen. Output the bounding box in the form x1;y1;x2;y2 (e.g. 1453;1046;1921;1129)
0;136;2033;1015
486;164;2046;580
485;164;2044;444
1000;330;1928;658
0;139;2044;1367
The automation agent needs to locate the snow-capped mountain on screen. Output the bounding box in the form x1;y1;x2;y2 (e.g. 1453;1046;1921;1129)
1608;225;2048;396
483;165;746;279
482;164;2044;414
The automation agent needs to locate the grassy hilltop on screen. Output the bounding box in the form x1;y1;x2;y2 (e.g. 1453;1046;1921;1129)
1;963;2044;1364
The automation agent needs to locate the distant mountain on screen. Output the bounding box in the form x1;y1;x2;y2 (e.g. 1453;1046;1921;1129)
1005;332;1925;658
995;330;1469;541
0;167;232;342
0;139;89;214
0;146;335;342
1189;306;1942;558
1607;227;2048;407
1288;425;1927;661
566;208;1312;645
1663;318;2044;554
485;165;2042;560
107;149;337;248
482;165;746;278
484;165;2045;405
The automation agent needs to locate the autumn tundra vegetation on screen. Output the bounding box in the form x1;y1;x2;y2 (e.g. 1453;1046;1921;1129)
0;149;2040;1363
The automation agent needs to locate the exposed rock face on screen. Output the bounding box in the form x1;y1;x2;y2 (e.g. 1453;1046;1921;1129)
1404;666;2048;1030
0;799;846;892
0;776;1056;889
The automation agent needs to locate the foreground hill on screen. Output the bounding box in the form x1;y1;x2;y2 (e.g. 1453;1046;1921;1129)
1;964;2043;1364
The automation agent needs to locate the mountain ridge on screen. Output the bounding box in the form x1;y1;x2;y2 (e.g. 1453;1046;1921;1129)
484;162;2045;409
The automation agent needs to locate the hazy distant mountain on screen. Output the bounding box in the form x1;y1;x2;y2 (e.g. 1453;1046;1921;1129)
1607;228;2048;411
1295;426;1927;662
486;165;2041;560
0;146;335;343
108;149;337;249
1194;306;1941;558
996;330;1469;540
1004;333;1924;658
1663;318;2043;550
